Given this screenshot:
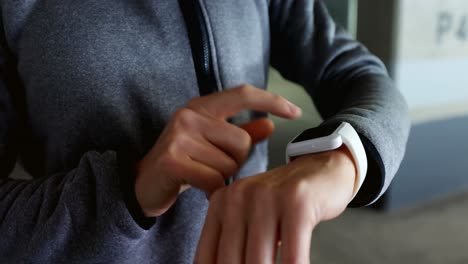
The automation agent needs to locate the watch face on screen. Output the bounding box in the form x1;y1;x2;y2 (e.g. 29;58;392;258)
291;123;341;143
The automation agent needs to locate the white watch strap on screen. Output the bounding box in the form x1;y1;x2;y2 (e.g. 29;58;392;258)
336;122;367;200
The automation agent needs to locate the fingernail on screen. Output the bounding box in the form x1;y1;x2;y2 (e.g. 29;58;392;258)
287;101;302;117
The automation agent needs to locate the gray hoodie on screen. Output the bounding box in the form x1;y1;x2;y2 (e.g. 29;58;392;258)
0;0;410;263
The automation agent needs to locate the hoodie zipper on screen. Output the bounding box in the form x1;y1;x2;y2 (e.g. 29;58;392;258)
179;0;218;96
180;0;234;185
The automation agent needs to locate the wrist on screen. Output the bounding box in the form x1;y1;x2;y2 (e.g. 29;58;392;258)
286;122;367;201
117;156;156;229
332;146;359;202
291;146;357;203
134;159;180;217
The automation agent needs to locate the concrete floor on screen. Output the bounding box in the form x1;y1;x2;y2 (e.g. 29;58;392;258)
310;193;468;264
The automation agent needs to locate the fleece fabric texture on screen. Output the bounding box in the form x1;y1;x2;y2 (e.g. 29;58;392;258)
0;0;410;263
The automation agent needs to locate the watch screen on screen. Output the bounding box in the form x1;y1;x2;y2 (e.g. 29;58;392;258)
291;123;341;143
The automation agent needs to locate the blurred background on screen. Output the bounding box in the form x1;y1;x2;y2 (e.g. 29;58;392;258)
268;0;468;263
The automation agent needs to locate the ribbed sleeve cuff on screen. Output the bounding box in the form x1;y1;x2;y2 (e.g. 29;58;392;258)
117;152;156;230
348;133;385;207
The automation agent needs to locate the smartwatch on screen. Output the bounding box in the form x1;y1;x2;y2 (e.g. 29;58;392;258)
285;122;367;199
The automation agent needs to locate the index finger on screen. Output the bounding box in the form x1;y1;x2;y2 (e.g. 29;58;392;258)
187;85;302;120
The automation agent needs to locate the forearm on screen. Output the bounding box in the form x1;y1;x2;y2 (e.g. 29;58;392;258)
269;0;410;205
317;75;410;206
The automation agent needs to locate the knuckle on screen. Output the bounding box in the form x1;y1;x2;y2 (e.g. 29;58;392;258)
173;108;197;129
203;170;225;192
186;96;202;108
165;133;185;154
226;181;248;208
272;93;283;104
236;129;252;154
251;183;275;208
210;170;225;185
174;134;190;149
283;181;309;207
236;84;253;98
236;148;250;165
223;158;239;178
237;83;252;90
209;188;226;209
226;127;251;165
166;143;179;158
157;152;179;168
229;180;246;193
286;180;308;197
210;188;223;202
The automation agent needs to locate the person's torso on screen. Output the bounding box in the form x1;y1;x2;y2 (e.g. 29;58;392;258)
4;0;271;175
2;0;271;262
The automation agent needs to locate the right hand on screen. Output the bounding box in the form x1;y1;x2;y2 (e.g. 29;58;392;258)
134;84;302;217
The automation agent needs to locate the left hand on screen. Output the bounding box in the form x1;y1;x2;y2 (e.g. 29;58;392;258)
194;146;357;264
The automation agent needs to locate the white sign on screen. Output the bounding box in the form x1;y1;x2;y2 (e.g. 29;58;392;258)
395;0;468;123
397;0;468;60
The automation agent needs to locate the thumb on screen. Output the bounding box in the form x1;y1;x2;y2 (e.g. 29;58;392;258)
239;118;275;145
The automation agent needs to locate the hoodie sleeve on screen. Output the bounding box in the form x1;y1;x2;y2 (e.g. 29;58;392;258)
269;0;411;206
0;21;154;263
